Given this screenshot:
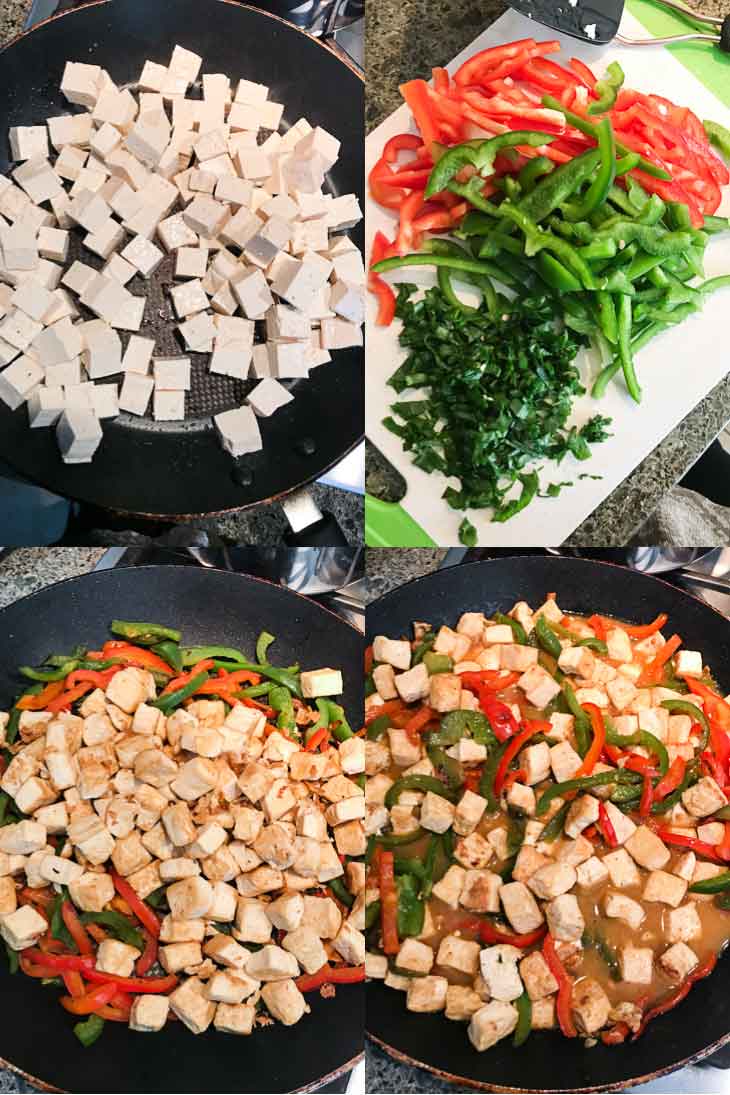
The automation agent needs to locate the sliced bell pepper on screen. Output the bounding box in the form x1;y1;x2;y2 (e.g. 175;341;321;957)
99;641;175;675
400;80;442;155
543;933;576;1038
684;678;730;732
295;963;365;993
378;850;399;956
639;773;653;817
573;703;606;777
403;705;436;743
655;830;725;863
110;872;161;938
493;720;550;796
479;921;546;948
64;667;122;691
369;230;397;326
632;952;716;1039
135;928;158;977
45;682;94;713
61;900;93;956
597;802;618;847
15;679;66;711
652;756;686;803
637;633;682;686
60;981;118;1015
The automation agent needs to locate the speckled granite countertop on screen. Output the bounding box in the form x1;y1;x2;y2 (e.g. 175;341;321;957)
365;0;730;547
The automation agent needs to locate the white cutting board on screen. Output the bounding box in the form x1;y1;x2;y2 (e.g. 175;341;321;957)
365;7;730;546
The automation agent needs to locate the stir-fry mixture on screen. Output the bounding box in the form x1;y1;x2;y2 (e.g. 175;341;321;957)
0;620;364;1045
365;598;730;1051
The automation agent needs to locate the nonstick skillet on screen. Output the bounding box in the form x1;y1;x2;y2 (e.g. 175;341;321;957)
0;0;364;520
366;555;730;1092
0;564;363;1093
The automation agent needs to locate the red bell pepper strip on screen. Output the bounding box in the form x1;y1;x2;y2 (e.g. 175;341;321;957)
400;80;442;154
684;678;730;732
432;66;449;94
369;133;423;210
45;682;94;713
494;720;550;796
369;230;397;326
717;822;730;862
61;900;94;956
652;757;686;805
637;634;682;686
100;641;175;675
598;802;618;848
393;190;426;255
602;1021;630;1045
62;969;86;998
574;703;606;777
15;679;66;711
593;613;667;640
60;981;118;1015
21;949;176;992
306;727;329;753
403;705;436;742
159;659;216;697
639;773;653;817
655;830;725;863
135;928;158;977
110;872;160;938
587;614;608;643
454;39;560;88
479;922;546;948
83;967;178;994
502;768;526;792
65;667;122;690
460;670;521;693
632;952;717;1039
295;963;365;993
378;849;400;956
569;57;597;91
543;933;577;1038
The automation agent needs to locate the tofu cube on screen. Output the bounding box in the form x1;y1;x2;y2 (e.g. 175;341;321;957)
544;894;584;941
468;1001;518;1051
499;881;543;935
619;945;653;985
660;941;698;981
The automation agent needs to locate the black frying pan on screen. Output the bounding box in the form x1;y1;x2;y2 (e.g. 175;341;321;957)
0;564;363;1093
0;0;364;520
366;555;730;1092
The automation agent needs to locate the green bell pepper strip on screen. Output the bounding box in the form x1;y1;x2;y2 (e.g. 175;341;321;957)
367;714;391;741
689;870;730;894
270;686;297;734
50;890;77;953
518;155;554;193
429;710;494;747
563;683;592;756
579;239;618;262
425;131;555;199
610;784;643;805
4;941;18;974
396;874;425;937
583;931;621;980
151;641;183;674
421;835;439;900
661;699;710;750
587;61;625;115
480;741;508;813
323;700;354;742
604;723;669;775
540;800;571;842
237;682;272;700
74;1014;105;1048
256;631;276;664
513;991;532;1047
715;891;730;910
18;660;79;682
596;222;696;257
371;252;515;286
385;774;458;808
4;709;20;747
703;215;730;234
704;119;730;160
616;293;641;404
328;877;355;907
714;805;730;820
493;612;528;645
375;828;428;848
412;632;436;664
365;900;381;930
182;645;246;665
615;152;641;176
151;671;209;713
592;318;664;398
535;616;562;660
563;118;616;222
536;770;640;815
110;620;181;646
211;659;301;697
394;856;427;880
518;148;602;223
536;252;582;293
80;910;144;949
542;96;671;180
305;698;333;745
497;204;598;290
0;793;11;828
423;652;453;675
494;471;540;524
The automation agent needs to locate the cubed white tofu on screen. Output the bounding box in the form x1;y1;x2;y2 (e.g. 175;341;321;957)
549;741;582;784
527;862;577;900
660;941;698;980
499;881;543;934
603;849;640;888
675;650;702;677
643;869;688;908
519;950;558;1001
129;994;170;1032
406;974;449;1013
624;825;670;871
460;870;502;913
0;905;47;950
372;636;411;670
468;1001;518;1051
619;945;653;985
96;938;140;977
394;663;430;705
420;791;456;834
169;976;216;1034
572;978;611;1035
682;777;728;818
545;894;584;941
564;795;600;839
479;945;523;1002
604;892;645;930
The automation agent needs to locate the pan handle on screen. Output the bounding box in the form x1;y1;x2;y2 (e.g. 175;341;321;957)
318;0;363;76
281;488;351;545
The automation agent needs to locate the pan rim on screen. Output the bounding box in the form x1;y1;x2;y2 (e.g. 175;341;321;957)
366;553;730;1091
0;0;364;521
0;560;363;1093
